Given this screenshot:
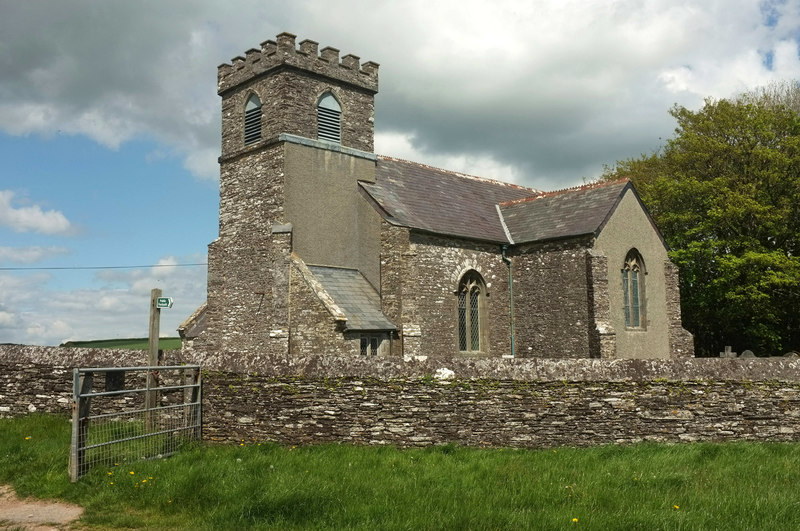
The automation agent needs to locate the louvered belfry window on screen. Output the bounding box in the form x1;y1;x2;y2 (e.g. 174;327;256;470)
317;92;342;143
244;94;262;145
458;271;485;353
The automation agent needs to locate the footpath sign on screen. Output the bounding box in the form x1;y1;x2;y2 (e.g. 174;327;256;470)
147;289;173;429
149;289;173;363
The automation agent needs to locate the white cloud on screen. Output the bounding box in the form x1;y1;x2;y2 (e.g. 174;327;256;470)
0;191;74;235
0;311;17;328
183;146;220;180
0;246;70;264
25;320;72;343
0;254;206;346
1;1;798;187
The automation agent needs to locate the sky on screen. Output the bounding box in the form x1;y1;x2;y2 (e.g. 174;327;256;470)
1;0;799;346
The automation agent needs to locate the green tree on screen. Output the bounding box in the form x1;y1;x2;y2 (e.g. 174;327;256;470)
603;85;800;356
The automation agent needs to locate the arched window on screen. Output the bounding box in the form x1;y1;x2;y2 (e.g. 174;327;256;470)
622;250;646;329
457;270;486;353
244;94;262;145
317;92;341;143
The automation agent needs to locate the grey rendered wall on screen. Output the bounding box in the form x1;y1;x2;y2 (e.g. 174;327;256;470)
594;188;682;359
283;141;381;288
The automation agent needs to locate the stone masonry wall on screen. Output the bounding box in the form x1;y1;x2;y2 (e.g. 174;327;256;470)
379;222;410;356
4;345;800;450
398;232;512;358
288;259;358;356
587;250;616;358
512;238;595;358
217;143;285;240
203;141;292;356
665;261;694;358
220;70;376;158
200;229;292;358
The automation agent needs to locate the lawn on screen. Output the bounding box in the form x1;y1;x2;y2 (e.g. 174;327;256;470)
2;414;800;530
59;337;182;350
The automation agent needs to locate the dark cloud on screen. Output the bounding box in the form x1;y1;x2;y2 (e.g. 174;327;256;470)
1;0;798;187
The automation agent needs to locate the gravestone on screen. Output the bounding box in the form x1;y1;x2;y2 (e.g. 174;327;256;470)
740;350;756;358
720;346;737;358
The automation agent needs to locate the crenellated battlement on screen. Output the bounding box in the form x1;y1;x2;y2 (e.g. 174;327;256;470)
218;32;379;95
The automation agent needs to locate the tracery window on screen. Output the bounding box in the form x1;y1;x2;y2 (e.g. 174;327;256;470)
317;92;341;143
457;270;486;353
622;250;646;329
244;93;262;145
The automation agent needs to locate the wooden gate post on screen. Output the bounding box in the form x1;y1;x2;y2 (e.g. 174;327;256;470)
146;289;161;431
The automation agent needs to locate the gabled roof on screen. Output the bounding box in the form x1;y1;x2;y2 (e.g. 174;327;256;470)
498;179;631;244
306;265;396;331
360;156;538;243
178;302;207;339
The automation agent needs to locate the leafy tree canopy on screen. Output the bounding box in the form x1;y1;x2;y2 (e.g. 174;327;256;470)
603;81;800;356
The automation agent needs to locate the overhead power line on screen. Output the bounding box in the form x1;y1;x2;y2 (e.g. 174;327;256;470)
0;263;208;271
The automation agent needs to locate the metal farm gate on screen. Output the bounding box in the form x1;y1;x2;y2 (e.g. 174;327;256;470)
69;365;202;481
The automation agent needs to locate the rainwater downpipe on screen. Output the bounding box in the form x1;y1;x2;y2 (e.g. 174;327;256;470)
501;244;515;358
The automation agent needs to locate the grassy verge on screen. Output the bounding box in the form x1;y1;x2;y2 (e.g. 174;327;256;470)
59;337;182;350
2;414;800;529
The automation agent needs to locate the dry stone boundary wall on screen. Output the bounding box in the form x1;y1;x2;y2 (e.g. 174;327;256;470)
2;344;800;448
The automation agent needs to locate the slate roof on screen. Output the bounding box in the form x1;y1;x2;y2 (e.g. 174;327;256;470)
498;180;631;244
360;157;538;242
177;302;207;339
306;265;396;331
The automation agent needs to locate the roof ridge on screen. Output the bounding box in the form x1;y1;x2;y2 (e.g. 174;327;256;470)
377;154;540;193
499;178;629;207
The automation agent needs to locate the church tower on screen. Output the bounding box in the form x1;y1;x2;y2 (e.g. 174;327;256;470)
217;32;379;158
201;33;381;355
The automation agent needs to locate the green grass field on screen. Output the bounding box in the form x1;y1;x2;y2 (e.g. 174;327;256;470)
3;414;800;530
60;337;182;350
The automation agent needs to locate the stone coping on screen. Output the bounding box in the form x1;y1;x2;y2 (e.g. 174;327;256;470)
3;345;800;383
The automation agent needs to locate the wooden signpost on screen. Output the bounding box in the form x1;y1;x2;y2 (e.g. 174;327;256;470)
146;288;171;430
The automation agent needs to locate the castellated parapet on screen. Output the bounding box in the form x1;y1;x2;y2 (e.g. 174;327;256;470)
218;32;379;95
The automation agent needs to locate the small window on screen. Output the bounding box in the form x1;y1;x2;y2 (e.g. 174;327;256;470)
317;92;341;143
622;250;646;329
244;94;262;145
457;270;486;353
360;334;386;356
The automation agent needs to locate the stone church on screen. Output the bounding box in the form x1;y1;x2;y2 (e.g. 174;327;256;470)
179;33;694;360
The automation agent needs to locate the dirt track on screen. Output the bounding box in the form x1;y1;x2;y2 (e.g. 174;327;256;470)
0;485;83;530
